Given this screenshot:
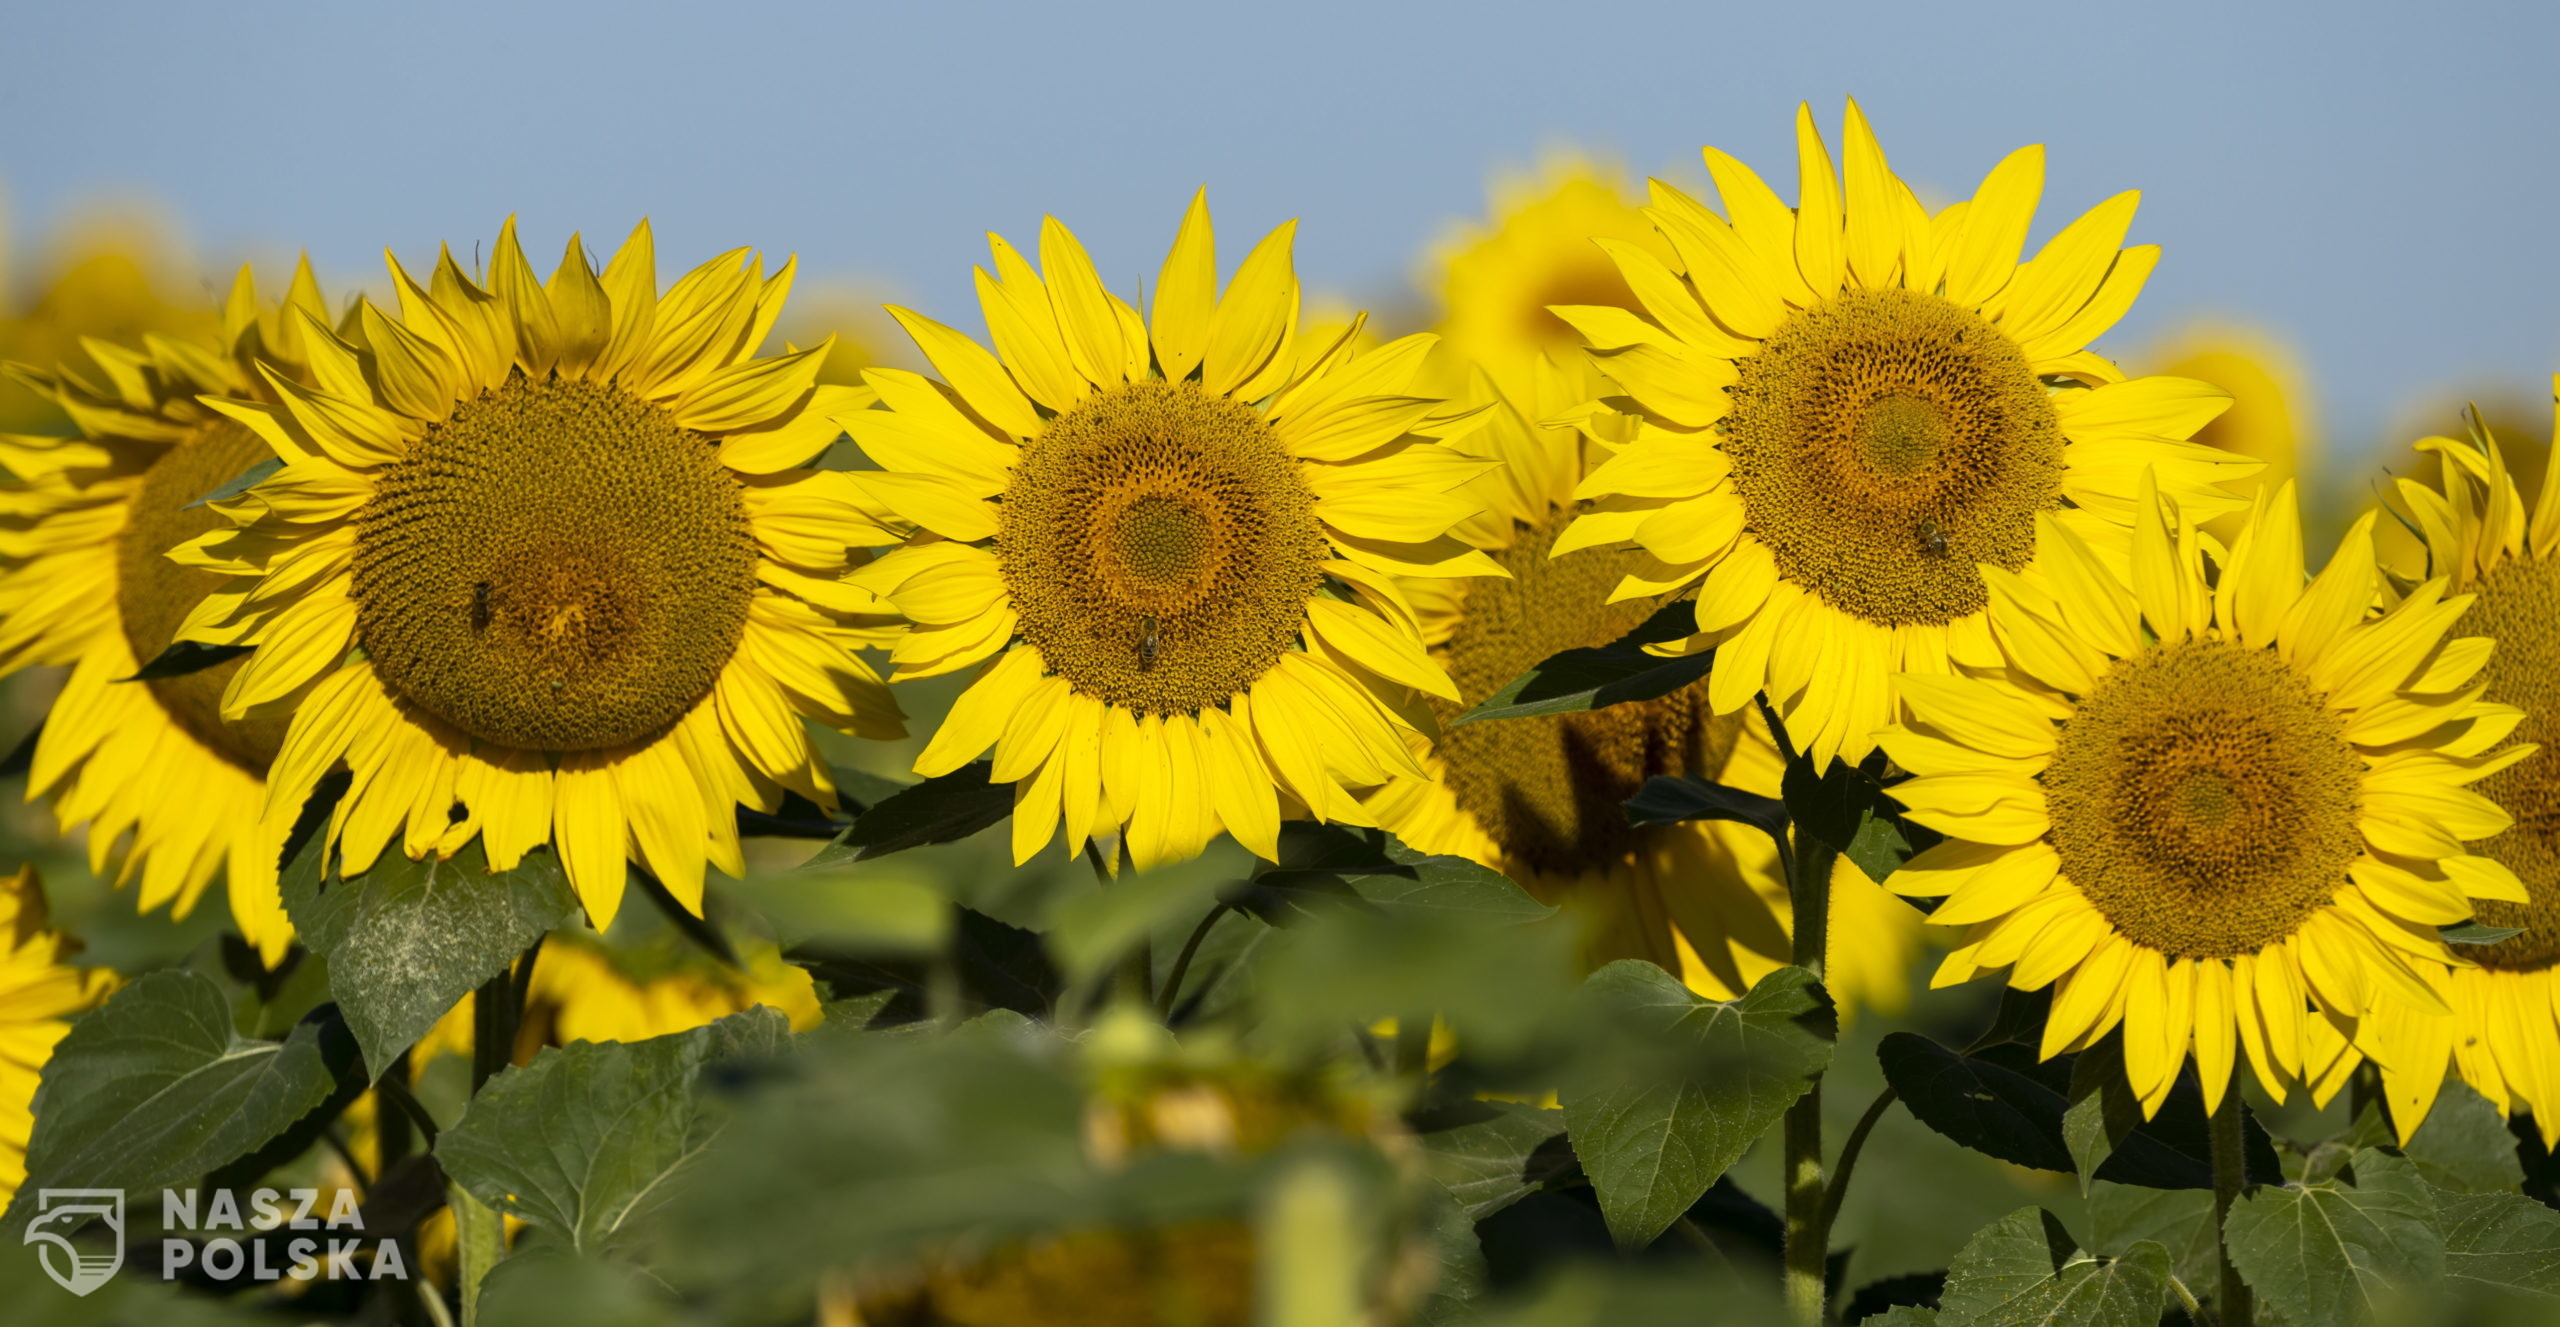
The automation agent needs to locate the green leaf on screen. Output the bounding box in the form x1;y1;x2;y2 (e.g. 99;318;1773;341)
1842;806;1920;884
1622;775;1786;841
824;760;1012;861
435;1007;790;1255
1262;823;1552;925
1936;1206;2172;1327
281;833;578;1079
1449;598;1707;725
475;1249;682;1327
2397;1082;2528;1194
1877;1032;2280;1192
1777;754;1923;881
3;971;351;1237
2437;1187;2560;1302
2088;1183;2218;1295
182;455;283;510
2441;920;2527;945
1560;962;1834;1248
122;639;254;681
2224;1148;2443;1327
1416;1100;1574;1222
1043;865;1224;984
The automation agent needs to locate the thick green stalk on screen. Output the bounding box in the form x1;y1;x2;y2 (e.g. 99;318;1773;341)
2211;1091;2254;1326
1782;826;1837;1327
457;948;533;1325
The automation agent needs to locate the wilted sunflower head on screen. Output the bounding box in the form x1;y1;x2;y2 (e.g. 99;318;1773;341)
1556;99;2254;769
172;219;905;929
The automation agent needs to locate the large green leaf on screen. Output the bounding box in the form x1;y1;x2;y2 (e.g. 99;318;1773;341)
2224;1148;2443;1327
1559;962;1833;1248
1256;824;1552;925
1878;1032;2280;1191
2379;1083;2526;1194
1416;1100;1574;1222
2087;1183;2217;1295
1043;864;1225;984
281;833;578;1079
2437;1187;2560;1303
1449;598;1708;726
1935;1206;2172;1327
814;760;1013;862
3;971;352;1236
435;1007;791;1256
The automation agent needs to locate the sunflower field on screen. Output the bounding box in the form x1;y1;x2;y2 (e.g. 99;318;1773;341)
1;72;2558;1327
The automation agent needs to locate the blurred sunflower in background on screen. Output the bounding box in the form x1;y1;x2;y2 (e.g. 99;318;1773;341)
846;192;1500;870
0;866;114;1206
0;268;328;963
2139;320;2313;540
1421;156;1666;400
173;221;906;929
1560;100;2257;769
2358;382;2560;1143
1368;357;1919;1011
1887;478;2526;1123
0;206;216;434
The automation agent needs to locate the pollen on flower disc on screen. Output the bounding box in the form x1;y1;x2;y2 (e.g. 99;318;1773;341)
998;379;1326;716
351;376;757;752
2041;639;2364;958
1722;287;2064;626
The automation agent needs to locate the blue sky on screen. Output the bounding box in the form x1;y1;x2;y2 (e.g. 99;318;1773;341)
4;0;2554;480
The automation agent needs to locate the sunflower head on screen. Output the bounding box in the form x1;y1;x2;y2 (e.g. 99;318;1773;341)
1424;155;1668;399
1553;99;2256;770
2366;379;2560;1141
1885;476;2528;1127
173;220;906;929
847;193;1505;871
1365;362;1921;1011
0;263;344;961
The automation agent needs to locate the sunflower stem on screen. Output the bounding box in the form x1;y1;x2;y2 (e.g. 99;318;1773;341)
1782;818;1837;1327
2211;1090;2255;1326
1815;1086;1898;1241
458;945;535;1325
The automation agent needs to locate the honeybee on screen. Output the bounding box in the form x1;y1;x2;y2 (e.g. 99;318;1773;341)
1137;614;1160;670
1916;521;1950;557
470;581;493;632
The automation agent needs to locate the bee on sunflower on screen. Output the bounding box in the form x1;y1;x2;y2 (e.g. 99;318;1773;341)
171;221;906;930
844;192;1502;870
1884;474;2527;1124
1557;100;2260;771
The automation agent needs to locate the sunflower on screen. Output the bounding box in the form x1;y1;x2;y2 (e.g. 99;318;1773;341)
2352;383;2560;1143
0;866;117;1205
2139;321;2311;544
845;194;1500;870
0;267;333;961
0;208;217;434
1368;356;1920;1009
1884;477;2527;1121
173;221;906;929
1423;155;1670;401
1558;100;2259;770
